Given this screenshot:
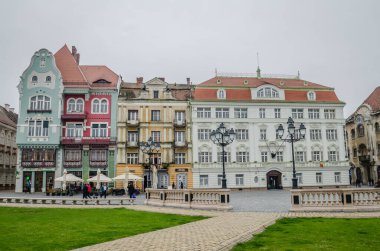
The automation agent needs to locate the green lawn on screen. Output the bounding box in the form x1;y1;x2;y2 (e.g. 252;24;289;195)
0;207;206;250
233;217;380;251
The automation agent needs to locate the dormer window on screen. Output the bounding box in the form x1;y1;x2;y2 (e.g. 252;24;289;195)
93;79;111;84
216;79;221;84
257;87;279;98
308;91;316;101
217;89;226;99
46;76;51;82
153;90;159;99
243;80;248;85
32;76;38;82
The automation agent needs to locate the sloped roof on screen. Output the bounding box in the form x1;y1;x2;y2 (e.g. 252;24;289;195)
363;86;380;112
54;45;88;85
0;106;17;128
80;65;118;89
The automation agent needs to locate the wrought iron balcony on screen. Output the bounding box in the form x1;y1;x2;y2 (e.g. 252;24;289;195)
21;161;56;168
61;112;87;120
63;161;82;168
89;160;108;167
27;109;52;113
61;137;117;145
358;155;371;163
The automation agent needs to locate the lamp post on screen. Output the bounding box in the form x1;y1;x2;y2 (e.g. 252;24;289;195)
139;137;160;189
210;123;236;189
276;117;306;189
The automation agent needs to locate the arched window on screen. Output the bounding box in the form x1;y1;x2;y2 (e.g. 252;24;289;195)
92;99;100;113
32;76;38;82
357;124;365;137
257;87;279;98
308;91;316;100
76;99;84;113
351;129;355;139
29;95;50;111
217;89;225;99
46;76;51;82
67;99;76;112
100;99;108;113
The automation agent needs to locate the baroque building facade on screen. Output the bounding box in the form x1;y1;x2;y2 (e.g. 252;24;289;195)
16;48;63;193
0;104;18;190
117;77;192;189
55;45;119;183
191;71;349;189
345;86;380;186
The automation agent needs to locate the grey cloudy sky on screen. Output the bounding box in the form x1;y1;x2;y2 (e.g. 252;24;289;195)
0;0;379;116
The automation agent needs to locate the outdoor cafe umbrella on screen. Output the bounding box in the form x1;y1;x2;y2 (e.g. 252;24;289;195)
55;169;83;190
87;168;113;189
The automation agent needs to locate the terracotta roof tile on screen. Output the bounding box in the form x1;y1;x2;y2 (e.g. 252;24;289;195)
0;106;17;128
80;65;118;89
363;86;380;112
54;45;88;85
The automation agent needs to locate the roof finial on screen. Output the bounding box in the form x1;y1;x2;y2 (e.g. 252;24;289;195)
256;52;261;79
297;70;300;79
215;68;218;77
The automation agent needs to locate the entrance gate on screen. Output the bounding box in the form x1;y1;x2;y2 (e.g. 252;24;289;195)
267;170;282;189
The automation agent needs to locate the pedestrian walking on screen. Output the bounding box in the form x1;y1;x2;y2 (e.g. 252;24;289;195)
87;184;92;199
128;183;135;198
82;183;88;199
101;184;108;199
26;178;31;194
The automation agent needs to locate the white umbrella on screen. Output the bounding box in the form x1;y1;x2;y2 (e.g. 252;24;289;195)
55;173;83;182
113;173;143;181
87;173;113;183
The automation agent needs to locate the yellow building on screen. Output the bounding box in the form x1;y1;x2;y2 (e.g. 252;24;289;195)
117;77;193;189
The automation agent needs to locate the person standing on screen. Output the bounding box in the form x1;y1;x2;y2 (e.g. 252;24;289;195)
87;184;92;199
102;184;107;199
127;183;135;198
82;183;87;199
26;178;31;194
180;181;184;189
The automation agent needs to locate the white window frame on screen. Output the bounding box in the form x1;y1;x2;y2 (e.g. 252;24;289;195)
259;108;266;118
308;109;320;119
151;110;161;121
151;131;161;142
261;152;268;162
217;89;226;99
215;108;229;118
234;108;248;119
217;151;231;163
197;108;211;118
66;123;83;138
310;129;322;140
198;152;212;163
236;152;249;163
198;129;211;140
128;110;138;120
292;108;304;119
334;172;341;183
174;153;186;164
175;131;185;142
199;175;209;187
260;129;267;140
236;174;244;186
324;109;336;119
91;123;108;137
274;108;281;118
326;129;338;141
236;129;249;140
316;172;322;184
127;153;139;164
276;151;283;162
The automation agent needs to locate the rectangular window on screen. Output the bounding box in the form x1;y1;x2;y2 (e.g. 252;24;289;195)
151;131;161;142
151;110;161;121
310;129;322;140
326;129;338;140
35;121;42;136
42;121;49;136
153;90;159;99
91;124;107;137
66;123;82;138
199;175;209;187
90;150;107;161
296;151;306;162
217;174;223;186
175;131;185;142
274;108;281;119
198;129;211;140
335;172;341;183
234;108;248;118
296;173;303;184
260;129;267;140
316;172;322;184
328;151;338;161
64;150;81;161
236;129;249;140
236;174;244;186
292;108;304;119
174;153;186;164
197;108;211;118
261;152;268;162
28;120;49;137
236;152;249;163
276;151;283;162
215;108;229;118
128;110;138;120
127;153;138;164
175;111;185;122
312;151;322;161
198;152;212;163
259;108;266;118
324;109;336;119
217;152;231;163
308;109;320;119
127;131;138;142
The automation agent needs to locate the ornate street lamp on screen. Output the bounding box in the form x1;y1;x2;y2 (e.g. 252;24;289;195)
276;117;306;189
139;137;160;189
210;123;236;189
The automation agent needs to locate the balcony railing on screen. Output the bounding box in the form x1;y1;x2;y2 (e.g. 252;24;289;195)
358;155;371;163
173;119;186;127
27;109;52;113
61;112;87;120
63;161;82;168
174;141;187;147
127;141;139;147
61;137;117;145
89;161;108;167
126;120;140;126
21;161;56;168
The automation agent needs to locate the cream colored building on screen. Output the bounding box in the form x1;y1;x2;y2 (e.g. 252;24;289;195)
117;77;193;189
0;104;18;190
346;86;380;186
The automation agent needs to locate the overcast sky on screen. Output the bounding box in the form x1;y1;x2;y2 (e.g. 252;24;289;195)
0;0;379;116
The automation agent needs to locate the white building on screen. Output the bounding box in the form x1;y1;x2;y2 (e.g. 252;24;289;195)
191;71;350;189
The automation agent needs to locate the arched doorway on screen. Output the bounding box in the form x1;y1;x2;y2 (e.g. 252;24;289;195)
267;170;282;189
355;168;363;185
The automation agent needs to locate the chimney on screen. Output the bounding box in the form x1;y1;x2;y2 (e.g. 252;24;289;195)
186;77;191;85
72;46;80;64
136;77;144;84
4;104;10;111
158;77;165;82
